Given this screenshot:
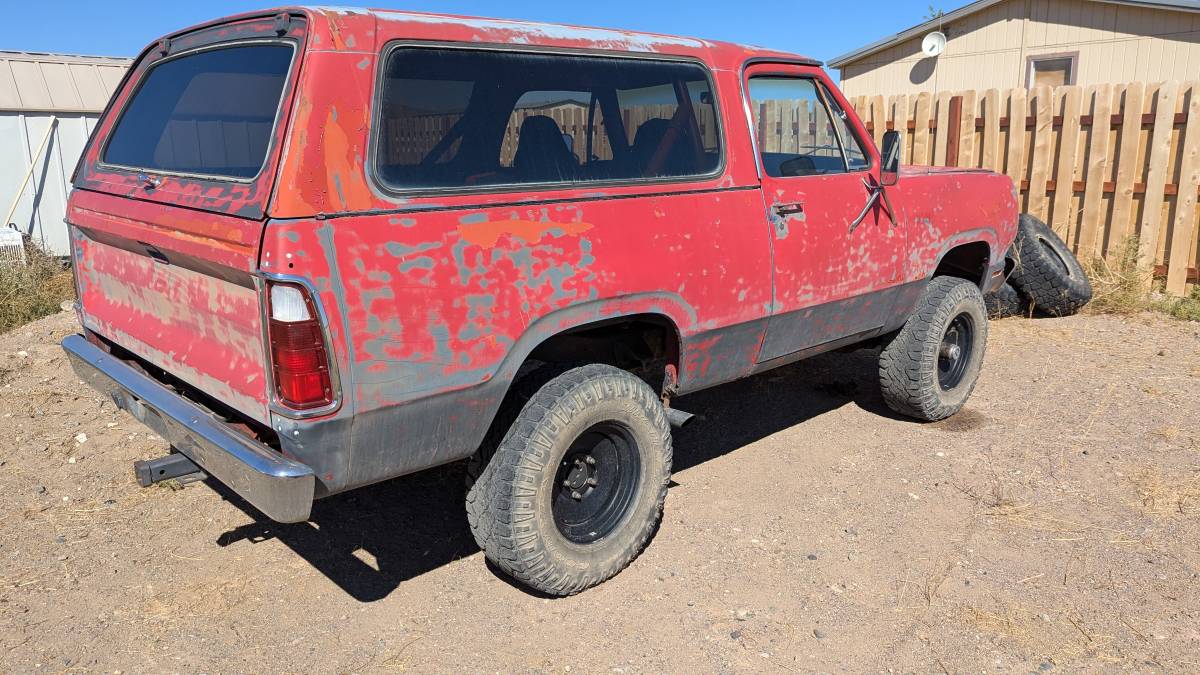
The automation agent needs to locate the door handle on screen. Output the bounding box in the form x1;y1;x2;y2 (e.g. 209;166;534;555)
772;202;804;217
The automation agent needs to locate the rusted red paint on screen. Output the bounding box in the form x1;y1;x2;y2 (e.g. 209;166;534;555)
67;7;1018;494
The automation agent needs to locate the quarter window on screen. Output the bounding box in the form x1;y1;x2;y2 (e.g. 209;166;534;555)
748;76;868;177
374;48;721;191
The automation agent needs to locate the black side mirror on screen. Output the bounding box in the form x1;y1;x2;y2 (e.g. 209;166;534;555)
880;130;901;187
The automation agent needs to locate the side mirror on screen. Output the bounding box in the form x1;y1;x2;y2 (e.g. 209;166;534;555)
880;130;901;186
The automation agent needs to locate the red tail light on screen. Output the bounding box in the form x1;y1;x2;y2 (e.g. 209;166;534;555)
267;282;333;410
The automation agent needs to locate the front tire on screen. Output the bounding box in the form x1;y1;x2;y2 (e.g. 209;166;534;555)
879;276;989;421
468;364;672;595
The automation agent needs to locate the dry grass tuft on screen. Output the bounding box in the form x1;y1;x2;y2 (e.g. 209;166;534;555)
0;238;74;334
1131;469;1200;517
1084;237;1200;321
1085;238;1150;315
962;603;1036;639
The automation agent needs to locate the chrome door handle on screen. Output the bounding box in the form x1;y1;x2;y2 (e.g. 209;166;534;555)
772;202;804;216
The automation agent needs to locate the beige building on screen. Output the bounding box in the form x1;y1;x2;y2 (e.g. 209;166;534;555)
830;0;1200;97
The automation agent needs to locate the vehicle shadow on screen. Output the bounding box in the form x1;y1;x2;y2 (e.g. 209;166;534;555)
212;347;908;602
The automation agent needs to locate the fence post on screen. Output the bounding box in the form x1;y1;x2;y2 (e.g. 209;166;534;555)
945;95;963;167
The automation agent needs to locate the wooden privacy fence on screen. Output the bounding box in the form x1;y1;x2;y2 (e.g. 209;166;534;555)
847;82;1200;296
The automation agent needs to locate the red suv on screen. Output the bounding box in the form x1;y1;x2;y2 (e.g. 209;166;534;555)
63;7;1018;594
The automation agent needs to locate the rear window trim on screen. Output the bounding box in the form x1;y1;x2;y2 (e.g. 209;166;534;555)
366;41;728;201
97;38;299;184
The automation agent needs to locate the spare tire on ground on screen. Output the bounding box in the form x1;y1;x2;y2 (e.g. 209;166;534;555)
1008;214;1092;316
984;282;1027;319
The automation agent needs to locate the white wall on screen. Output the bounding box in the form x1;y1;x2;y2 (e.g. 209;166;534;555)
0;111;98;255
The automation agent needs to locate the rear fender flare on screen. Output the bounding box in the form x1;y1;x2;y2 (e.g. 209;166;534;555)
493;292;693;389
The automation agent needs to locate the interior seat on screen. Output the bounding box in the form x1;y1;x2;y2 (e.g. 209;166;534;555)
630;118;693;177
513;115;577;182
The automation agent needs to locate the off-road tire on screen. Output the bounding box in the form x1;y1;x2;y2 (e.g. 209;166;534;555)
879;276;989;421
984;282;1026;319
467;364;672;595
1008;214;1092;316
465;361;572;552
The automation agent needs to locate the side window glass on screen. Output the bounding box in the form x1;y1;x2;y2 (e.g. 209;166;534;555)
820;85;870;171
378;78;473;173
748;76;847;177
374;48;721;190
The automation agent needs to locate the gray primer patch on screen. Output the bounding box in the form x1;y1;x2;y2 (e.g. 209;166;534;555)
398;257;435;273
458;213;488;225
385;241;442;258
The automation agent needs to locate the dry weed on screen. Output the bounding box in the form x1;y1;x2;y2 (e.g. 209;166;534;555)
1131;468;1200;517
0;238;73;333
1084;236;1200;321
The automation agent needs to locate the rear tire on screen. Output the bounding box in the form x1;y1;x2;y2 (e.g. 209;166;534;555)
879;276;989;421
467;364;672;595
1008;214;1092;316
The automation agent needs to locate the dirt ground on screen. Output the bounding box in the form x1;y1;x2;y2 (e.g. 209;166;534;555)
1;309;1198;673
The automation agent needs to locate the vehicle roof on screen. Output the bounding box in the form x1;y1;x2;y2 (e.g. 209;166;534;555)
165;6;821;69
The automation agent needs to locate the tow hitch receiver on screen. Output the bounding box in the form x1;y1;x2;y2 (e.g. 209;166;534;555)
134;452;205;487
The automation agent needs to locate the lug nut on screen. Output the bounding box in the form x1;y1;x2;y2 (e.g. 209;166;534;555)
571;490;582;500
586;477;598;486
585;456;596;465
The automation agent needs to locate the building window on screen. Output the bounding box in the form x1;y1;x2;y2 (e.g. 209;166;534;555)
1027;54;1076;89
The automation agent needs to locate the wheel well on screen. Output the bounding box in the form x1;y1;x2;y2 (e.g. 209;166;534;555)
524;314;680;394
933;242;991;288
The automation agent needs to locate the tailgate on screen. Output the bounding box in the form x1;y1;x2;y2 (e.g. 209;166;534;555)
70;190;270;423
65;13;310;424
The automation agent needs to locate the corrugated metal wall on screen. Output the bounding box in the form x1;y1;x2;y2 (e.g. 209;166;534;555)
839;0;1200;97
1;51;129;256
1;112;99;254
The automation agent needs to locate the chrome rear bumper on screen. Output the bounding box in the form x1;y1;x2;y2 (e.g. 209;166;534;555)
62;334;314;523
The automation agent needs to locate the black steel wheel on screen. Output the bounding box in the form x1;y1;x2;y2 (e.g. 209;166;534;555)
937;313;975;391
466;364;672;596
552;422;641;544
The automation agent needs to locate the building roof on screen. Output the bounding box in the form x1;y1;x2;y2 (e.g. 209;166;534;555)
828;0;1200;67
0;51;131;114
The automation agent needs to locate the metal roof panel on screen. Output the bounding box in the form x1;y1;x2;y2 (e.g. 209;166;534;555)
0;51;131;113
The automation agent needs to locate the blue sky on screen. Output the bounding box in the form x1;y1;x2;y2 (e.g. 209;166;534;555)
1;0;943;65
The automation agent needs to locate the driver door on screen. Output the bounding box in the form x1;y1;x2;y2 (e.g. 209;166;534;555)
745;64;906;361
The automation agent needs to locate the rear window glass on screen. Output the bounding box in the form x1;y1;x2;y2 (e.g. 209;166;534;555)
103;44;293;179
374;48;721;191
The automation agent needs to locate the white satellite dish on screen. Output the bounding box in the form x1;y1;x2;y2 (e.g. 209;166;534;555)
922;31;947;57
